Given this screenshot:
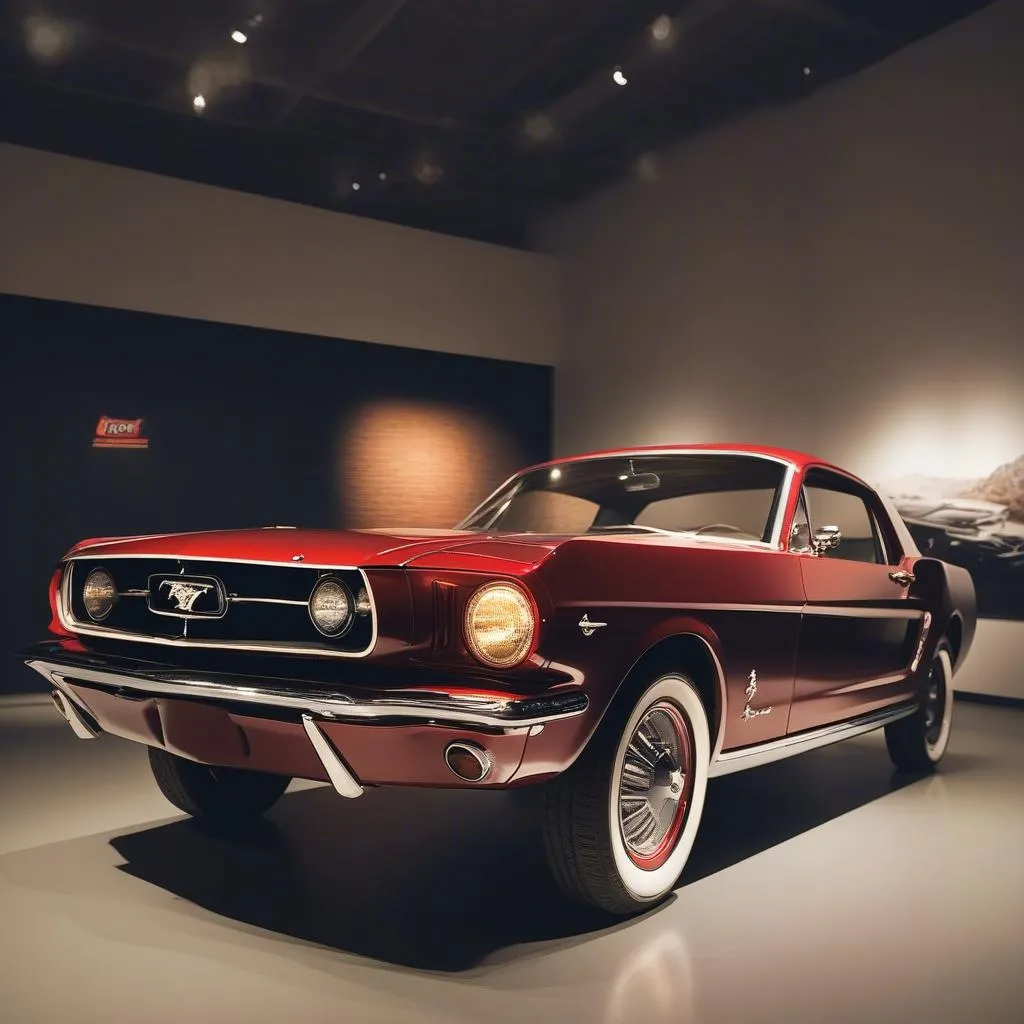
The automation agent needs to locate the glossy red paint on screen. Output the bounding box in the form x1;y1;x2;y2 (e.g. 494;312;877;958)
30;444;977;796
63;681;530;787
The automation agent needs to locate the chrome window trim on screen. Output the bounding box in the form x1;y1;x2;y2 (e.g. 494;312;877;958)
800;467;893;566
59;557;378;659
27;658;590;730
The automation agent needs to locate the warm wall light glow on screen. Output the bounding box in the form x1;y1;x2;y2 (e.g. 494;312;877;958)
862;400;1024;488
337;401;523;528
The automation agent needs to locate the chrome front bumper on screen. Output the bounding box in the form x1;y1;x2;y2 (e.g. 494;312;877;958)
24;643;590;798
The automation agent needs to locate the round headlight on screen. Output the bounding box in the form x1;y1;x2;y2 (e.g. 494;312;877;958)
82;568;117;622
309;577;353;637
464;582;536;668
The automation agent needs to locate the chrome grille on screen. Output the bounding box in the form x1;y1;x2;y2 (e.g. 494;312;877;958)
61;557;375;657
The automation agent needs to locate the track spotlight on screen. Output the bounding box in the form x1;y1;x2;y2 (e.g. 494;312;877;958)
231;30;248;45
612;66;628;87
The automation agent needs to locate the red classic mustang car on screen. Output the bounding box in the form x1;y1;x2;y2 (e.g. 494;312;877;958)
24;444;976;914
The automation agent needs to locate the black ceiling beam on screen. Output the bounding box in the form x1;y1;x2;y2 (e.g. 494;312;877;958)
267;0;411;128
754;0;879;36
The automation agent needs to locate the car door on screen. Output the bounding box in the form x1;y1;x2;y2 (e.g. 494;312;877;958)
788;468;927;734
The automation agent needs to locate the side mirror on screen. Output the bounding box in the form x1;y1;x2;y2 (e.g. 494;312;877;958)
812;525;842;556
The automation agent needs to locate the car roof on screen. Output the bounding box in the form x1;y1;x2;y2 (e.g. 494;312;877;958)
516;442;876;485
523;443;853;477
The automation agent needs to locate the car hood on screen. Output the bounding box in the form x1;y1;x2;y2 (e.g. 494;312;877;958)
65;527;566;573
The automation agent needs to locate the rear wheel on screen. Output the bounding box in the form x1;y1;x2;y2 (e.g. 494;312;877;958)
148;747;291;821
542;673;710;915
885;645;954;771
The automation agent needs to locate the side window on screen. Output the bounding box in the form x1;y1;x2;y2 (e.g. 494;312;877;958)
804;481;884;564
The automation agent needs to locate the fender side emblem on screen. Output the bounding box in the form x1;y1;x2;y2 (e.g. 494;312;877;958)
578;614;608;637
741;669;773;720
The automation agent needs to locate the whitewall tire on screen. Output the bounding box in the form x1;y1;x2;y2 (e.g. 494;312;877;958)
543;673;710;915
885;645;954;771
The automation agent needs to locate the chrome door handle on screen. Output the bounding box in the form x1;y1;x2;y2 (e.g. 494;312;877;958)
888;570;915;587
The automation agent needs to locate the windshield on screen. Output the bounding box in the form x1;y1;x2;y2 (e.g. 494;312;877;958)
459;453;788;543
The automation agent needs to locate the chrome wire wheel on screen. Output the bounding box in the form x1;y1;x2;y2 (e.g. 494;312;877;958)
617;701;694;871
606;673;711;904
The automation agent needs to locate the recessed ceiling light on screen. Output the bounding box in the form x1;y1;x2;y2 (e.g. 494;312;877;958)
23;15;74;64
524;113;555;143
650;15;673;44
351;181;361;191
413;158;443;185
231;30;248;45
612;67;628;87
803;66;812;76
636;153;659;183
192;94;207;111
378;171;387;181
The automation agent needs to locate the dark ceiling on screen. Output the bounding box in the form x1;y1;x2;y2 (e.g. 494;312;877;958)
0;0;996;247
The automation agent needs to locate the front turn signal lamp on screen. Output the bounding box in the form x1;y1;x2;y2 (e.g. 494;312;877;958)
464;582;536;669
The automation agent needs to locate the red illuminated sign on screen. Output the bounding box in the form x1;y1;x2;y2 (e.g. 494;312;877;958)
93;416;149;449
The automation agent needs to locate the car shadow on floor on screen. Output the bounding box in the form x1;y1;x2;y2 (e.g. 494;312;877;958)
109;738;931;972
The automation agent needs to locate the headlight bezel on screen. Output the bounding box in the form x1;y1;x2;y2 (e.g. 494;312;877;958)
308;576;355;638
82;567;118;622
463;580;538;669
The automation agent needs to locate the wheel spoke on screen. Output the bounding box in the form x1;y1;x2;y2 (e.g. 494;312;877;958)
628;734;662;770
621;759;652;791
618;702;693;864
622;801;659;847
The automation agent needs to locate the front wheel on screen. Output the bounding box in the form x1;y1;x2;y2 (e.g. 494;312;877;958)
148;747;291;822
542;673;710;915
885;645;954;771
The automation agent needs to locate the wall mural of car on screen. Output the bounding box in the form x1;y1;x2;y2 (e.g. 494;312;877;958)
886;457;1024;621
24;445;977;915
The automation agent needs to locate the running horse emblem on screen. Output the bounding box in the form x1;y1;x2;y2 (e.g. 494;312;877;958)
160;580;214;613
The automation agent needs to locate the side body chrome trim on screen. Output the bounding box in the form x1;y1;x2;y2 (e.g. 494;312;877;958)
708;702;918;777
300;714;363;798
25;658;590;730
58;557;379;659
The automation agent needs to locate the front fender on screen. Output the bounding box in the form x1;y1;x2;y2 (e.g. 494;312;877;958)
514;609;727;784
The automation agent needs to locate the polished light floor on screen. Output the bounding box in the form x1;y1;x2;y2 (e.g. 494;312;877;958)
1;695;1022;1024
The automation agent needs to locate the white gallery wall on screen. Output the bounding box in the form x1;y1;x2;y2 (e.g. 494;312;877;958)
538;0;1024;698
0;142;561;366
